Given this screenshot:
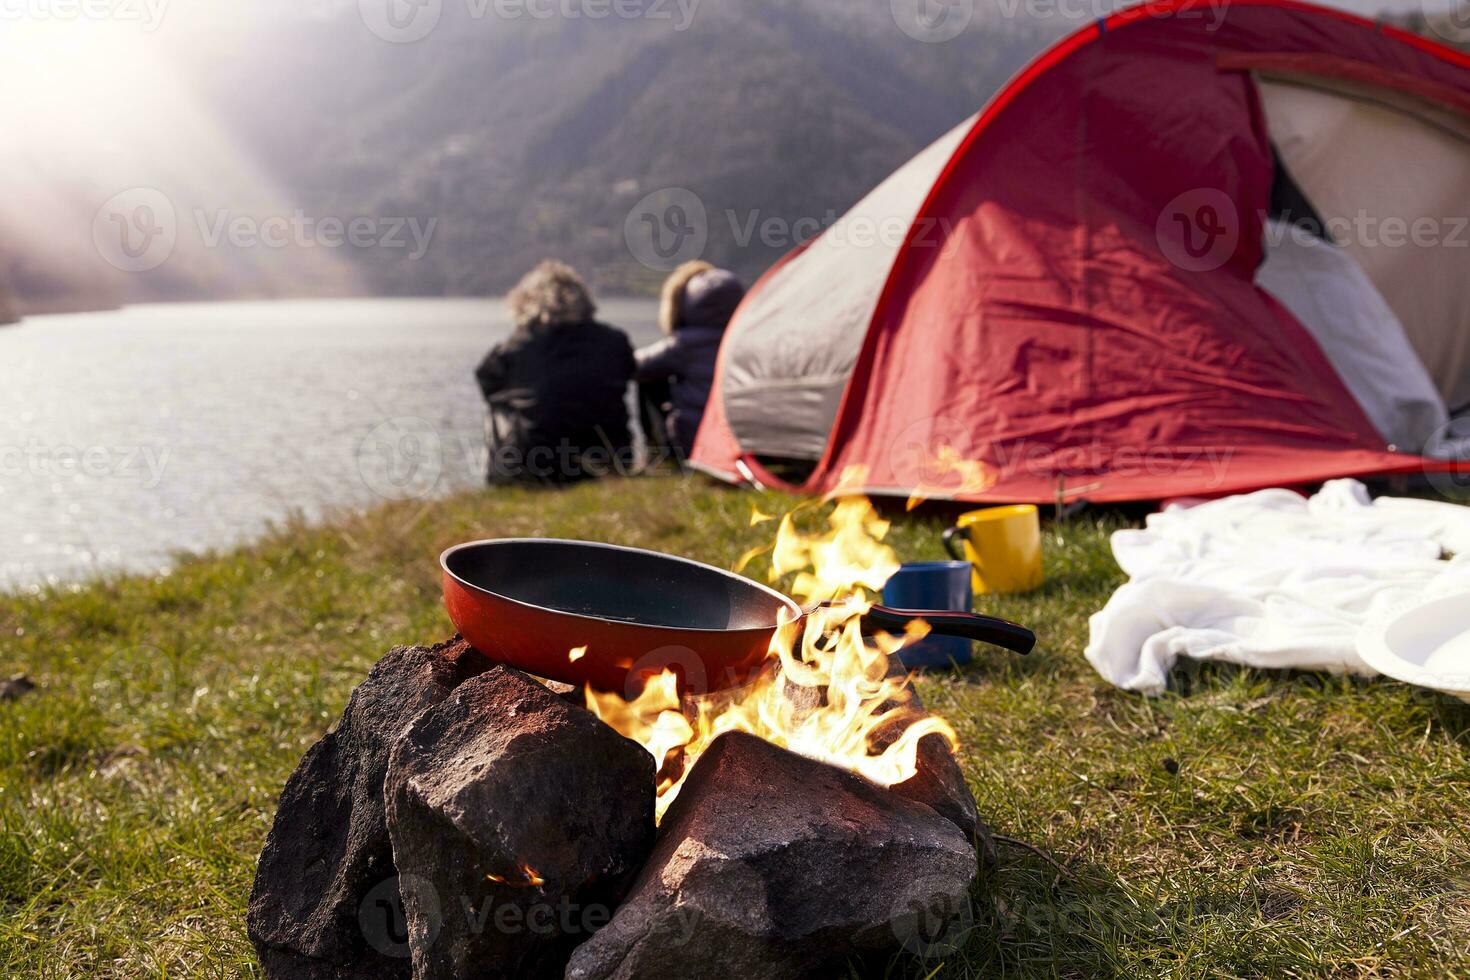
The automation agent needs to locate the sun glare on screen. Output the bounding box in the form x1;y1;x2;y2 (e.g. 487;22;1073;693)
0;7;355;296
3;20;157;123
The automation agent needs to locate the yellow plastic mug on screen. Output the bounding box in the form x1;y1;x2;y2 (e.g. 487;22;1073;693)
942;504;1044;595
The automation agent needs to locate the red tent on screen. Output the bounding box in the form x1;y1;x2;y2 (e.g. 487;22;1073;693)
692;0;1470;504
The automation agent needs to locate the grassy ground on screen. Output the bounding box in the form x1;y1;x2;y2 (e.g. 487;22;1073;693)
1;474;1467;978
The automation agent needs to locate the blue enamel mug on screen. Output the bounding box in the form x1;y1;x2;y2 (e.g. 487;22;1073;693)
881;561;976;669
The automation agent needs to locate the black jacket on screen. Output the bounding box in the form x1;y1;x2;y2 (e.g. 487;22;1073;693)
475;319;635;484
633;268;743;457
634;325;725;457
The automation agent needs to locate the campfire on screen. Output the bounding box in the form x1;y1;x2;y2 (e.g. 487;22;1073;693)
586;496;959;820
247;491;1028;979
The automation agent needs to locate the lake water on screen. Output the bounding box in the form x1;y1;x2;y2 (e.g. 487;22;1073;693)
0;298;661;590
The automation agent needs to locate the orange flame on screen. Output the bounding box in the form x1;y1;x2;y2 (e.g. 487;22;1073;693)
568;646;587;663
905;445;996;511
486;864;545;888
586;496;958;821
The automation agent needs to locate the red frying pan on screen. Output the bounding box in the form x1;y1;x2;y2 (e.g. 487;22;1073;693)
441;539;1035;695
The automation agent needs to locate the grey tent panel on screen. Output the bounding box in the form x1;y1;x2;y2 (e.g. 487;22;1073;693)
719;115;977;460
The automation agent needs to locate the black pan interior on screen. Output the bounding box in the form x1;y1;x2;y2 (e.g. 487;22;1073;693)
446;540;795;631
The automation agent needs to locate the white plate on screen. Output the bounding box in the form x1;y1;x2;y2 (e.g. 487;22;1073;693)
1358;590;1470;702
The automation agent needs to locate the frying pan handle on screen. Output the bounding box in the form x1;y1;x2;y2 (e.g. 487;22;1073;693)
860;604;1036;655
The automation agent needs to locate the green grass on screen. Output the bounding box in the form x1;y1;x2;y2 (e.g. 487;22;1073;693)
1;475;1467;977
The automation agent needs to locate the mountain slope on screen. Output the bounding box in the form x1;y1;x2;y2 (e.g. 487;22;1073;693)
182;2;1055;296
2;4;1053;309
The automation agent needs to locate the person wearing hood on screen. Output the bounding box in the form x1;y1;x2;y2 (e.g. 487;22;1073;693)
476;260;635;484
634;261;745;461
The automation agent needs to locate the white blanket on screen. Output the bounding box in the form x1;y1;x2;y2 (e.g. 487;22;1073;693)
1085;480;1470;694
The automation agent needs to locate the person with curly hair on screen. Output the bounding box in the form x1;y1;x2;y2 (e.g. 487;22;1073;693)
476;260;635;484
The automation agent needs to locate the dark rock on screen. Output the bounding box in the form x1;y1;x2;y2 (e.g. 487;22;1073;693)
0;673;36;700
878;656;986;846
248;637;492;979
565;731;977;980
877;678;983;846
784;656;985;843
385;666;656;980
891;732;986;854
